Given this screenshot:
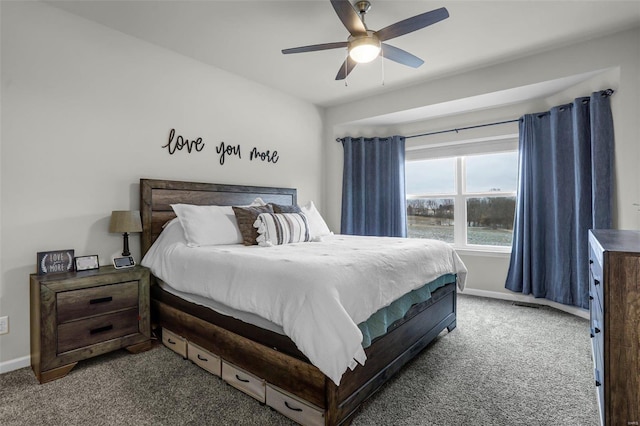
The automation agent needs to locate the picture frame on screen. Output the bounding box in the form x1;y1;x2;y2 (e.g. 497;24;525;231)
74;255;100;272
37;249;75;275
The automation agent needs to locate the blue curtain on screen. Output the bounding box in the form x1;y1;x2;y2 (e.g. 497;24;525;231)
341;136;407;237
505;90;614;309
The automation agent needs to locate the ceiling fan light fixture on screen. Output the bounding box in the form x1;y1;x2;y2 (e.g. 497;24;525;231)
348;35;381;63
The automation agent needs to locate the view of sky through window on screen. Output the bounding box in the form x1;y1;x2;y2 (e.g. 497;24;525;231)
406;152;518;195
465;152;518;193
405;157;455;194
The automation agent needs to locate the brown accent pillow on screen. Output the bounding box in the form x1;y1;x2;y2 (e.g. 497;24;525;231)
268;203;302;214
232;205;274;245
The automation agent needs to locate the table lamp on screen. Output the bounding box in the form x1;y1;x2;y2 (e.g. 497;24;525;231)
109;210;142;257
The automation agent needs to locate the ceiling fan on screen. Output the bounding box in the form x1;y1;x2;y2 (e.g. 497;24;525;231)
282;0;449;80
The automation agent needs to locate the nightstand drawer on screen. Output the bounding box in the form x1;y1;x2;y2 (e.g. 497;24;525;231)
57;308;139;353
188;342;221;376
222;361;265;403
57;281;139;323
162;328;187;358
266;384;324;426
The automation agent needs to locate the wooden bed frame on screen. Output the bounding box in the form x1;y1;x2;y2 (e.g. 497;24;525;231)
140;178;457;426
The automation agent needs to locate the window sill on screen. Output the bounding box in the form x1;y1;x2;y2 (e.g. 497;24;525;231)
453;247;512;258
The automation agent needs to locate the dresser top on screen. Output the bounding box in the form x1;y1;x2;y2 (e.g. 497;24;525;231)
590;229;640;253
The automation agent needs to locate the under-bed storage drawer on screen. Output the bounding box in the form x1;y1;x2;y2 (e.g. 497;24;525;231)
222;361;265;403
187;341;221;377
266;384;324;426
162;328;187;358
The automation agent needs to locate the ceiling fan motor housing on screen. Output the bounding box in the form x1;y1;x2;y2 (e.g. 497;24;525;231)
355;1;372;15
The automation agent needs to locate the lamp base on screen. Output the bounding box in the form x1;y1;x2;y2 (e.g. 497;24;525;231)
122;232;131;257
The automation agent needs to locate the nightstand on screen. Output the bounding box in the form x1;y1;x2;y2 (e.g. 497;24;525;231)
30;265;151;383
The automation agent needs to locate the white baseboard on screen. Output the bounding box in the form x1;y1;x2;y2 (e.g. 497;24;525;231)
460;288;589;320
0;355;30;374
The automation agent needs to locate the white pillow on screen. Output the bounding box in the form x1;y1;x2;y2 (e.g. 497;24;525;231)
254;213;310;247
299;201;332;240
171;198;265;247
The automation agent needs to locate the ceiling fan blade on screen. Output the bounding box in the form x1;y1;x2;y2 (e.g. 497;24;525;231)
381;43;424;68
330;0;367;36
376;7;449;42
335;56;357;80
282;41;348;55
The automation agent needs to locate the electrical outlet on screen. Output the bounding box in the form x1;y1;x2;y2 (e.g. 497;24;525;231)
0;316;8;335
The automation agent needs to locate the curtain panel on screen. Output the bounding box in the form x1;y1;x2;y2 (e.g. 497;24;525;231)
341;136;407;237
505;90;614;309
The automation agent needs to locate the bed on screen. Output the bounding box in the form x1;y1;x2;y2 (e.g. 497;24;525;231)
140;178;465;426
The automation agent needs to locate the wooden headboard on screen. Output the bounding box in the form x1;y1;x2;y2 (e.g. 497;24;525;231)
140;179;297;255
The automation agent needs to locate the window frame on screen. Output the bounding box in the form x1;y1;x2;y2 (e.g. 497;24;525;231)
405;135;518;253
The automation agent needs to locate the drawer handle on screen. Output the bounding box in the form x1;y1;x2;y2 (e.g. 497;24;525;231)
197;354;208;362
594;279;600;286
90;324;113;335
284;401;303;412
167;338;176;345
235;374;250;383
90;296;113;304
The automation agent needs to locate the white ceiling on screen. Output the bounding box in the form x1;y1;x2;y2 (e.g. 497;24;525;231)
48;0;640;108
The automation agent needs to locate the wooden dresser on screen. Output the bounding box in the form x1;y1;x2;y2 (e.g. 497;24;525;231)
588;230;640;426
30;265;151;383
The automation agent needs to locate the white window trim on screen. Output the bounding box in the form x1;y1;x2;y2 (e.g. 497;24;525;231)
406;135;518;253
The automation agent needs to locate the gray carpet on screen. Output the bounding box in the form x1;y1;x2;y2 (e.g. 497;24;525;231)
0;295;599;425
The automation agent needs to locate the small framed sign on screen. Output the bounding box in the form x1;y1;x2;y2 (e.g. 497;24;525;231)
74;255;99;272
37;249;75;275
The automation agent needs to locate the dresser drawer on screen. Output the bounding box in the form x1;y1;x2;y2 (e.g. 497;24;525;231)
57;281;139;323
57;308;139;353
222;361;265;403
589;263;603;313
266;384;324;426
162;328;187;358
187;342;221;376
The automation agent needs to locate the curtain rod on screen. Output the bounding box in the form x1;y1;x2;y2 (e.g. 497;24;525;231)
335;119;519;142
404;119;520;140
335;88;614;143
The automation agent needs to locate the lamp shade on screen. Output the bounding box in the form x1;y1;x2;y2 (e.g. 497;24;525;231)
109;210;142;234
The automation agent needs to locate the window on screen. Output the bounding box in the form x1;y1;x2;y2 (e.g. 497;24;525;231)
406;151;518;250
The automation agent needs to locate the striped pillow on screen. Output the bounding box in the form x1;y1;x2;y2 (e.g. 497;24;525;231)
253;213;311;247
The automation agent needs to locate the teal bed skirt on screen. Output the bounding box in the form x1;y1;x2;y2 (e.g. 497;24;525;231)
358;274;457;348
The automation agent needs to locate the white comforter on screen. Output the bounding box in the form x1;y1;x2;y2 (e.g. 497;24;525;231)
142;220;467;385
